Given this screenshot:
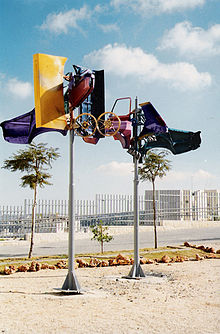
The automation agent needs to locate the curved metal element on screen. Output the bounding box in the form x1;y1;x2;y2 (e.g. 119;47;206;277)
110;97;132;114
74;113;97;138
97;112;121;137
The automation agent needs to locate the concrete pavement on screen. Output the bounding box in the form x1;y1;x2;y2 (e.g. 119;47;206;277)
0;225;219;258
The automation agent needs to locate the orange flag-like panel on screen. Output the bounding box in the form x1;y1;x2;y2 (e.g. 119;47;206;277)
33;53;67;129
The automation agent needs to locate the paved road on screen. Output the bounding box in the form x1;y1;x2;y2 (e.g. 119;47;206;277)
0;226;219;258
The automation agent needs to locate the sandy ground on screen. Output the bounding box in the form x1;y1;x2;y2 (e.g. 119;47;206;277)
0;255;220;334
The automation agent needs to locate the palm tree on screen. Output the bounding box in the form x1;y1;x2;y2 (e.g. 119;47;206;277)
2;142;60;258
138;150;171;248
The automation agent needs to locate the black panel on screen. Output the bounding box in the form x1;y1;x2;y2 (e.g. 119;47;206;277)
90;70;105;138
91;70;105;118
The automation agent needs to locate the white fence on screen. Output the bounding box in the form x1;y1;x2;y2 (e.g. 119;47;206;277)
22;195;143;216
0;195;144;238
0;194;219;238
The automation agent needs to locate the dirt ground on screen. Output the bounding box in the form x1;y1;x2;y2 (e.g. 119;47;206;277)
0;255;220;334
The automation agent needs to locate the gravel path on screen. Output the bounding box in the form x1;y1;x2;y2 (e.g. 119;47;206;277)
0;256;219;334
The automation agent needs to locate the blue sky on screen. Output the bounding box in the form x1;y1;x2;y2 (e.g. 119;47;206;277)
0;0;220;206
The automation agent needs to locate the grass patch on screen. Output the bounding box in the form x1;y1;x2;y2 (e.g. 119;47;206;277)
0;254;67;264
140;248;209;260
79;247;219;262
1;245;219;274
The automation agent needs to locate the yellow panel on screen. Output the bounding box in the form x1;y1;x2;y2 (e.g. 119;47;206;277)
33;53;67;129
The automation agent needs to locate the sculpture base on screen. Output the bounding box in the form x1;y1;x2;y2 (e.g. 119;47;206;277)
125;263;145;279
61;271;81;294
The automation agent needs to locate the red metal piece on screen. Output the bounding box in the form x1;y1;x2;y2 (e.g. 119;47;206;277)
68;76;94;109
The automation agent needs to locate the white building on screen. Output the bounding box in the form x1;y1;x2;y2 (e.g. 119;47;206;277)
145;189;220;221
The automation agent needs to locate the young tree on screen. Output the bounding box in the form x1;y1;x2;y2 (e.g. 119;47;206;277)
138;150;171;248
2;142;60;258
90;220;113;254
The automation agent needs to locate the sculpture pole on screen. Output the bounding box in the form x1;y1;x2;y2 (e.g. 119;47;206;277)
127;97;145;278
61;127;81;292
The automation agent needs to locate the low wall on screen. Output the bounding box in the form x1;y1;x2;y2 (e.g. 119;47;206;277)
159;220;219;229
24;220;219;242
108;221;219;234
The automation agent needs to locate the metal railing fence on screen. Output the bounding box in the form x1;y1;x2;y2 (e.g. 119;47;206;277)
0;196;219;238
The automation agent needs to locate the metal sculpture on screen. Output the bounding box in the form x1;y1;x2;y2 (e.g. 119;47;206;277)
0;52;202;289
63;65;122;138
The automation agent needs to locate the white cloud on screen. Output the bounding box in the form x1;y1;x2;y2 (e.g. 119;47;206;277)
111;0;205;15
169;169;215;182
0;73;6;90
158;0;205;12
155;169;217;189
6;78;32;99
39;5;117;35
93;4;107;13
158;21;220;57
40;5;92;34
96;161;133;176
192;169;215;180
84;43;211;90
96;163;217;191
98;23;119;33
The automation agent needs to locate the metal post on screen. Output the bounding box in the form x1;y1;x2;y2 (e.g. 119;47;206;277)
127;97;145;278
61;129;81;293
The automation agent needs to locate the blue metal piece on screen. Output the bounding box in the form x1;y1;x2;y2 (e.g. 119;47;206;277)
131;118;137;126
